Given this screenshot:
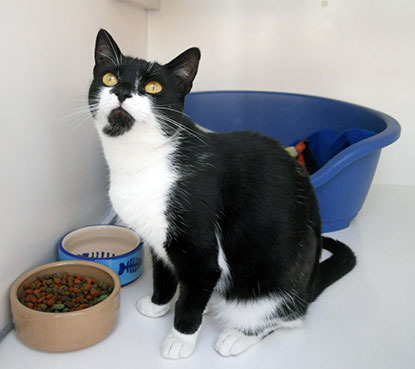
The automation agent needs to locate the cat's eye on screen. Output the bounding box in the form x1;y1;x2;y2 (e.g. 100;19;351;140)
145;81;163;94
102;73;118;87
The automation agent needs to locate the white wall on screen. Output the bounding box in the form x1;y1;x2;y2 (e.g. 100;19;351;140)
148;0;414;185
0;0;146;330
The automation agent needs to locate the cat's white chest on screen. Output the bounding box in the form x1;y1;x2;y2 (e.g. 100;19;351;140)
101;131;178;266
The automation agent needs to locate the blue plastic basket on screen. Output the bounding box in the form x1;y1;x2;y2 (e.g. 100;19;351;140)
184;91;401;232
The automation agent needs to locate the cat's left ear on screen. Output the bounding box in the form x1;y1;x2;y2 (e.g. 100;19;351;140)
164;47;201;96
94;29;122;67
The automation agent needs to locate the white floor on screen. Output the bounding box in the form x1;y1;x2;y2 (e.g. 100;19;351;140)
1;184;414;369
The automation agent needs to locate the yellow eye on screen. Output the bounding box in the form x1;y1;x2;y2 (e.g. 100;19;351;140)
102;73;118;86
145;81;163;94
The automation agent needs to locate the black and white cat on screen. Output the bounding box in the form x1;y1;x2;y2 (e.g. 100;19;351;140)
88;29;356;359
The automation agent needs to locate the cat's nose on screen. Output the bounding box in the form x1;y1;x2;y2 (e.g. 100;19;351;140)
112;83;132;103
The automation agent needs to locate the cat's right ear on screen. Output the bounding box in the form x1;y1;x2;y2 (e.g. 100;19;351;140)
94;29;122;67
164;47;201;96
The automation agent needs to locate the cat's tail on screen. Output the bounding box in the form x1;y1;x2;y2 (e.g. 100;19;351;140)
312;237;356;301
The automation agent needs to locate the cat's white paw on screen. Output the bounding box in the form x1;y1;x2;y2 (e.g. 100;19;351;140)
215;328;260;357
161;328;199;360
136;296;171;318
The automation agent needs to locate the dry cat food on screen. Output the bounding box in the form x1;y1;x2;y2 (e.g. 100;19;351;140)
20;272;113;312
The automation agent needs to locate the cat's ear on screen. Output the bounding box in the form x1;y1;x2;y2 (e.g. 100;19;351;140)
94;29;122;67
164;48;201;96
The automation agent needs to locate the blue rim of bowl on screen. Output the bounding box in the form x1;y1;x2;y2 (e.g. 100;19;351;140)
59;225;143;262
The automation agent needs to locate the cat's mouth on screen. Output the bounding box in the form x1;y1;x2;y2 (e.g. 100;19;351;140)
103;107;135;137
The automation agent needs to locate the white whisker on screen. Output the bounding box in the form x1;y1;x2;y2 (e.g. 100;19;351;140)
66;115;94;137
155;114;208;146
154;105;192;118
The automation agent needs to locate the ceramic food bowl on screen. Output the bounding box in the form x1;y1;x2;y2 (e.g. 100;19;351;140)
59;225;143;287
10;260;121;352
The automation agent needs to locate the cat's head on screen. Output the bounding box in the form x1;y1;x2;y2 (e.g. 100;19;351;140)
88;29;200;138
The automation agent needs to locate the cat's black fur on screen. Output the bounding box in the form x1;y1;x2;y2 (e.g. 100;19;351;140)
89;29;356;338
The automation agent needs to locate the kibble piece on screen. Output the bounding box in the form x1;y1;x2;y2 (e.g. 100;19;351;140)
98;294;108;302
52;304;65;311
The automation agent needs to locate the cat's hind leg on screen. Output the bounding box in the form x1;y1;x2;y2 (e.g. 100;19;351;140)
211;292;304;356
215;319;303;356
215;328;263;356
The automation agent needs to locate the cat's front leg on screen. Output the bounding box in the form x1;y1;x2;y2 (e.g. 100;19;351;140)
161;262;221;359
137;250;178;318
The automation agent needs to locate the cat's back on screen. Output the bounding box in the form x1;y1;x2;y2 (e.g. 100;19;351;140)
207;129;316;226
211;130;307;185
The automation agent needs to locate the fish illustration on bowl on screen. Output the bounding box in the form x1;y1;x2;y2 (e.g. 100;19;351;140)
118;257;143;276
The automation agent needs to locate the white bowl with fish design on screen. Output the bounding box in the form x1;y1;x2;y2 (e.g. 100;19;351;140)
58;225;143;287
